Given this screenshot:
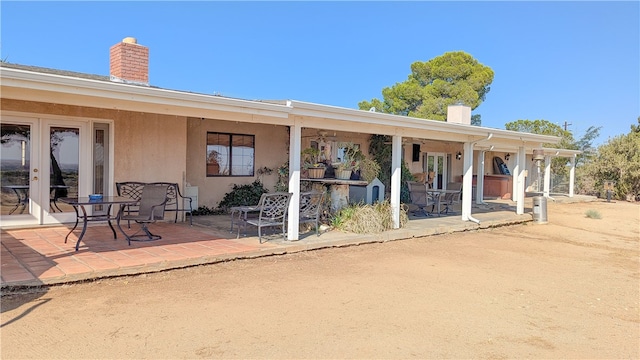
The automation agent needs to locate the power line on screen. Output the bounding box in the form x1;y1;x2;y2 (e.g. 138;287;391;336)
563;121;572;131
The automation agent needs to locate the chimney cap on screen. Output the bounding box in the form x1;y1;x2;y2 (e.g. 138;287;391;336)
122;37;137;44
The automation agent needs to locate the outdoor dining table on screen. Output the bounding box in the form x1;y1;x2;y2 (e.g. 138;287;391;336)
59;196;139;251
427;189;462;215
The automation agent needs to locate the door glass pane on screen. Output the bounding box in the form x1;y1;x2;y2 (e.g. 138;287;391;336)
426;155;435;188
436;155;444;189
94;129;105;195
1;123;31;215
93;125;110;214
50;127;79;213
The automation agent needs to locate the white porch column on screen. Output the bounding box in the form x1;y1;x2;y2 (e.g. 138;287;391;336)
461;142;474;221
543;155;551;197
390;135;402;229
287;123;302;241
569;155;576;197
512;151;520;202
516;146;526;215
476;150;485;204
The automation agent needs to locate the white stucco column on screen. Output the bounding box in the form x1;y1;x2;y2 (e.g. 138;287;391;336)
287;123;302;241
390;135;402;229
476;150;485;204
461;142;474;221
543;155;551;197
516;146;526;215
569;155;576;197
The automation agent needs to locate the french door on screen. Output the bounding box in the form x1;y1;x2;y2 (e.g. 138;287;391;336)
1;114;109;227
424;152;448;190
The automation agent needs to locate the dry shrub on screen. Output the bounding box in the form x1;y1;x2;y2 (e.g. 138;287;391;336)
332;201;408;234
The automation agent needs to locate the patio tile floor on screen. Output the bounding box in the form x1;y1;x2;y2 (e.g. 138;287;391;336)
1;196;594;290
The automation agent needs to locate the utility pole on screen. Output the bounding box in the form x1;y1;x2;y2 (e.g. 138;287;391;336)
563;121;572;131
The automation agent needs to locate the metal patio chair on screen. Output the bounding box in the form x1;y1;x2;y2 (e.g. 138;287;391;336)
241;192;292;243
407;181;437;217
299;190;326;236
117;184;169;244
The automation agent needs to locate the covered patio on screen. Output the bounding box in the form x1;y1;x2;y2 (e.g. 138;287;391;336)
1;197;538;289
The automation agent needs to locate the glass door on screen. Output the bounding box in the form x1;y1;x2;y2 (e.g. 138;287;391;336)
424;152;447;190
0;115;95;226
42;119;89;225
1;118;41;226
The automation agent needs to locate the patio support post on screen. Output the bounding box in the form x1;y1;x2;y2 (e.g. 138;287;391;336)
516;146;526;215
543;155;551;197
476;150;485;204
512;151;520;202
390;135;402;229
569;155;575;197
287;122;302;241
461;141;474;222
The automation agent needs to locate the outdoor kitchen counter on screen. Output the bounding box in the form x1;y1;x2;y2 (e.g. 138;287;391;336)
302;178;368;212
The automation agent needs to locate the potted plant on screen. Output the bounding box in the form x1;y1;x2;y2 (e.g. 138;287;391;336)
358;157;381;183
335;142;363;180
302;147;326;179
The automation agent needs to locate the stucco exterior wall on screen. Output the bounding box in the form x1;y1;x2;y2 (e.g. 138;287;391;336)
1;99;187;193
404;140;465;184
114;112;186;185
186;117;290;208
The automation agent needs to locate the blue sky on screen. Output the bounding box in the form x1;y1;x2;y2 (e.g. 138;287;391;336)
2;1;638;146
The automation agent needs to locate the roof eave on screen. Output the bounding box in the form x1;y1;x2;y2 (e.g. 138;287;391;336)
288;100;561;145
1;67;293;120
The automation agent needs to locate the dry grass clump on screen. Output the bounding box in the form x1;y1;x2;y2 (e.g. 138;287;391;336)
331;201;409;234
585;209;602;219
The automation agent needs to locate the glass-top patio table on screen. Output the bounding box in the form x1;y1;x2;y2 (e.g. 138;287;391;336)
59;196;139;251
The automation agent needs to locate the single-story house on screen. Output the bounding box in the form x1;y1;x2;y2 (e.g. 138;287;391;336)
0;37;578;240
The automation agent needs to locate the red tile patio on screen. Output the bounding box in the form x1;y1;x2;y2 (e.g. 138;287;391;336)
3;197;594;290
1;219;281;288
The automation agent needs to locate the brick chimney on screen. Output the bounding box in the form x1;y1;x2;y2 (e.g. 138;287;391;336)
110;37;149;85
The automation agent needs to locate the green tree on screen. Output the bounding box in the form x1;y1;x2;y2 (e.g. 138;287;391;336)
359;51;494;121
505;119;600;161
505;119;572;143
471;114;482;126
504;119;601;191
631;116;640;133
580;123;640;200
505;119;574;180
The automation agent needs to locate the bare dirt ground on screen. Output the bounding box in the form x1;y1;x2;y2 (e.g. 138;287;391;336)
1;200;639;359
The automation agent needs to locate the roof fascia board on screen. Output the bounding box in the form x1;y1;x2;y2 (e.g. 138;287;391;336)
1;67;292;120
3;85;294;126
541;147;582;156
474;146;582;157
289;100;561;144
297;116;474;143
